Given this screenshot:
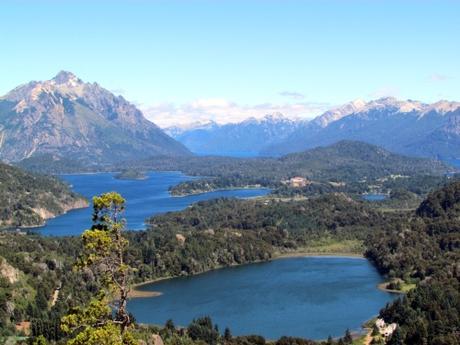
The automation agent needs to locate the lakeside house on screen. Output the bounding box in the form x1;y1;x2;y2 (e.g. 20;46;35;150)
15;321;31;336
289;177;310;188
175;233;186;245
375;318;397;337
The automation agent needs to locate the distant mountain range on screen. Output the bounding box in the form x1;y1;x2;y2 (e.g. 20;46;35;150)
166;113;301;156
0;71;190;164
265;97;460;159
2;72;458;163
169;98;460;159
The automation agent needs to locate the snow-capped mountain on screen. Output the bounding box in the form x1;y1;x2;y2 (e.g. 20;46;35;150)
262;97;460;159
167;113;303;156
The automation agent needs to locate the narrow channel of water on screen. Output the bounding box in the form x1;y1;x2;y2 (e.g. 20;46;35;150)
36;171;269;236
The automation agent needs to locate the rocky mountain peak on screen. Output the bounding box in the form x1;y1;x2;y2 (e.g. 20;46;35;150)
3;71;88;104
313;99;366;127
366;97;425;113
0;72;191;162
261;112;294;123
425;100;460;114
52;70;81;85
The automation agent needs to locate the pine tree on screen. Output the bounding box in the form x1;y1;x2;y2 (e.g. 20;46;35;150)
61;192;137;345
224;327;232;341
344;329;353;344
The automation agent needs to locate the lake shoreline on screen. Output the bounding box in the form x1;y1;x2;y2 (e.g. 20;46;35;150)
377;282;407;294
35;171;270;236
128;253;395;340
170;185;269;198
129;250;366;298
1;197;90;231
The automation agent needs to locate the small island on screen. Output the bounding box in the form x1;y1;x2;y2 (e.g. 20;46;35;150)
115;169;148;180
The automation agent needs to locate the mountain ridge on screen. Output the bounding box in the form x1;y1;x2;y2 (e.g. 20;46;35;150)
166;97;460;159
167;113;302;156
0;71;191;163
263;97;460;159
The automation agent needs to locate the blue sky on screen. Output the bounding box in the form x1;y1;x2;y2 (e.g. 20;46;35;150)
1;0;459;126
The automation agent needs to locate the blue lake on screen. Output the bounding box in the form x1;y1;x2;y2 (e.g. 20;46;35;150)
33;172;395;340
446;159;460;169
128;257;396;340
35;171;270;236
362;193;387;201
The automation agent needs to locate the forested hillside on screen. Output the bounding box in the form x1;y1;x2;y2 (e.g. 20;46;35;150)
1;181;459;344
0;163;87;227
120;141;451;196
0;233;91;341
366;181;460;344
126;194;394;282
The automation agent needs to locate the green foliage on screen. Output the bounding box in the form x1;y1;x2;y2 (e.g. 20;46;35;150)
62;192;137;345
1;170;459;345
416;180;460;219
366;181;460;344
187;317;219;345
343;329;352;344
32;335;48;345
275;336;315;345
115;170;147;180
0;162;87;227
0;232;92;339
125;194;392;284
17;154;91;175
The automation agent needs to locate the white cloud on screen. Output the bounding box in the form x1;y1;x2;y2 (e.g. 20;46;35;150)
279;91;305;100
140;99;329;128
189;98;233;108
428;73;451;82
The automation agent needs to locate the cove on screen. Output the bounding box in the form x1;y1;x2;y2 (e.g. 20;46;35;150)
128;257;397;340
36;171;270;236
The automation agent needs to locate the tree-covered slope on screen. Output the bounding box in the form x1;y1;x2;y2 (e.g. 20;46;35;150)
0;162;87;227
1;181;459;344
151;140;451;195
365;181;460;344
279;140;449;180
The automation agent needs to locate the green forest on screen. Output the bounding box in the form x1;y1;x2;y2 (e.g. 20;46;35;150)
1;141;458;344
0;163;87;227
1;178;459;344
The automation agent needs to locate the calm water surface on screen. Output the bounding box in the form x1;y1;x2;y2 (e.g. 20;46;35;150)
362;193;387;201
446;159;460;169
128;257;396;340
36;171;269;236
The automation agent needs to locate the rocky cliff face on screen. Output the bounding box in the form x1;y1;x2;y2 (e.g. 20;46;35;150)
0;71;190;163
0;257;20;284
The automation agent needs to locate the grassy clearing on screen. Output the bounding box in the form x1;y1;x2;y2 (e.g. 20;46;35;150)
298;238;365;255
379;279;417;294
352;334;368;345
